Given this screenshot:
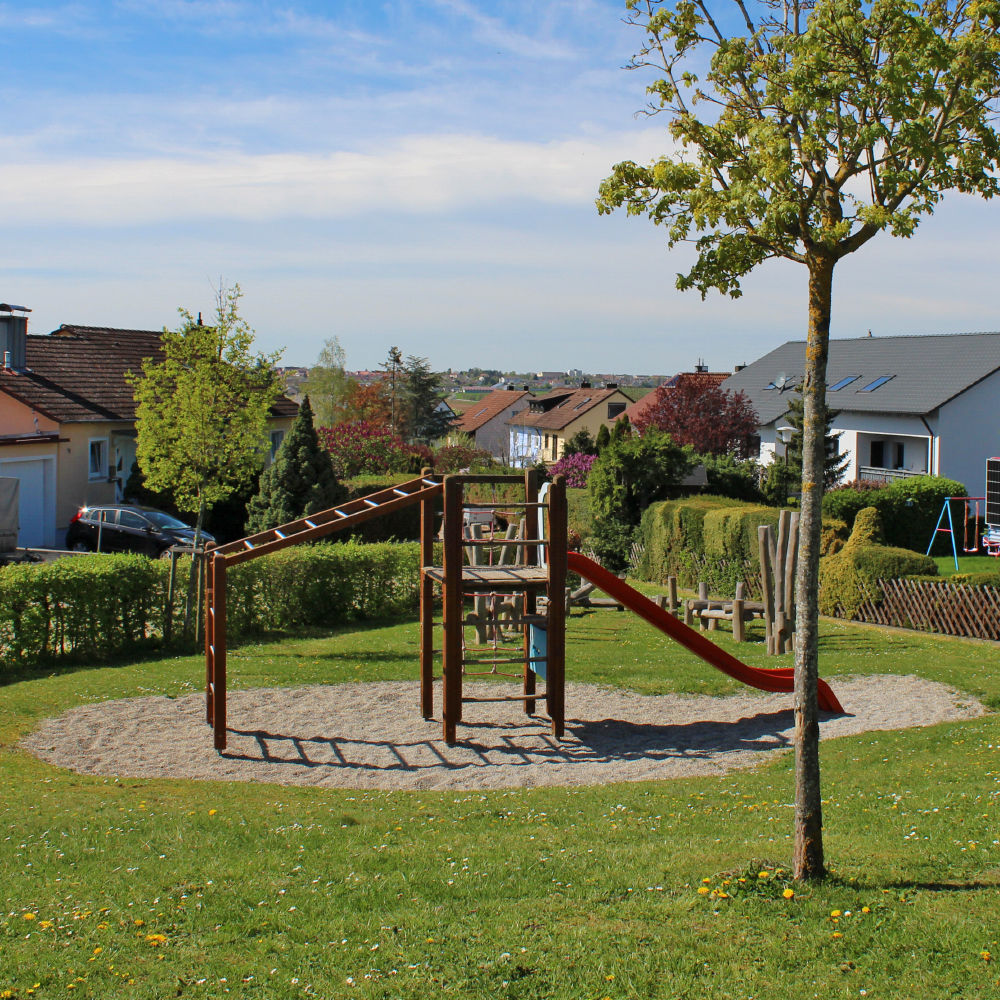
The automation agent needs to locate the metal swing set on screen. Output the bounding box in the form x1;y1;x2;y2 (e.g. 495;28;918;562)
926;457;1000;570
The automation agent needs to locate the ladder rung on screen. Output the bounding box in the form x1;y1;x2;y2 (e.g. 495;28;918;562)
364;499;379;507
335;509;347;517
422;478;437;486
274;530;286;539
244;539;255;549
462;656;547;665
393;488;410;496
461;694;547;704
305;519;317;528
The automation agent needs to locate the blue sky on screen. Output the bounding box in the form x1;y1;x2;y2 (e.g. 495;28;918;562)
1;0;998;372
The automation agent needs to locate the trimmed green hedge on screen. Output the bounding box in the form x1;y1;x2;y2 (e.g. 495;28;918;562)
636;495;849;596
818;507;938;618
822;475;966;554
0;542;422;670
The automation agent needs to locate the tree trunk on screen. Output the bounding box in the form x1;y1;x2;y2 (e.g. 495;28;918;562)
793;253;835;881
183;496;207;641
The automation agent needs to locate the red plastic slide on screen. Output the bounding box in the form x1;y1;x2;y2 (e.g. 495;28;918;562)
567;552;843;713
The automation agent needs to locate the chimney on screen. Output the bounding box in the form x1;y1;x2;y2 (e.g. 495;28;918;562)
605;383;618;389
580;381;592;389
694;358;708;373
506;384;516;391
734;364;746;372
0;305;30;370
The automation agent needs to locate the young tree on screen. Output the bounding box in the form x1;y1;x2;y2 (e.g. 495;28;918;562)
598;0;1000;880
303;337;357;427
343;381;392;427
785;393;850;488
634;377;759;455
380;346;405;431
129;284;281;548
595;423;612;454
561;428;597;458
403;354;457;443
246;396;348;533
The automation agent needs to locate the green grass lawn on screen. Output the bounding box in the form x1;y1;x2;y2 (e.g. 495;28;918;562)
3;603;1000;998
933;554;1000;578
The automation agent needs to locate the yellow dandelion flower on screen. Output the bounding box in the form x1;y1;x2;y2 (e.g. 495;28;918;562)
606;975;615;981
832;932;843;939
861;906;871;914
702;878;711;884
2;990;15;998
145;934;167;947
67;986;76;991
23;913;36;921
39;920;54;929
783;888;795;899
717;891;729;899
697;887;710;895
831;910;842;918
982;951;992;962
208;809;218;816
758;872;769;879
133;919;145;927
93;947;102;955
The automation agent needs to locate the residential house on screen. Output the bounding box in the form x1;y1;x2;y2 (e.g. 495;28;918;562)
507;385;632;466
0;320;297;549
724;332;1000;492
618;367;732;426
452;387;532;459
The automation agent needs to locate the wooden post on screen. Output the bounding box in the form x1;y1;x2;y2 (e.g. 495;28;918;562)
499;522;518;565
442;476;464;744
668;576;678;611
785;512;800;651
759;524;775;655
165;549;177;645
698;581;708;630
204;555;214;726
684;600;695;627
732;598;745;642
420;471;435;719
523;470;538;716
470;525;489;645
546;476;567;739
212;555;227;751
654;595;667;611
774;511;791;654
194;551;205;646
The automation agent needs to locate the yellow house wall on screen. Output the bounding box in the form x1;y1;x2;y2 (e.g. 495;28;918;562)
0;391;60;435
542;390;632;461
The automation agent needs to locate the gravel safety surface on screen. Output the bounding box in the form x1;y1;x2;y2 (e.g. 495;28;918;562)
23;676;984;790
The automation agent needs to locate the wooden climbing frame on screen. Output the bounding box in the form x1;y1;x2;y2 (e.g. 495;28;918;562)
204;470;568;750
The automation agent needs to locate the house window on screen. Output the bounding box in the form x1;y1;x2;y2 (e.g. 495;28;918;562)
88;439;108;480
828;375;860;391
895;442;905;469
551;437;559;459
859;375;894;392
870;440;885;468
270;430;285;461
544;434;549;449
607;402;626;419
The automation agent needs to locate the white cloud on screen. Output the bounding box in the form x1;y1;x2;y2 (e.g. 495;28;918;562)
0;130;672;225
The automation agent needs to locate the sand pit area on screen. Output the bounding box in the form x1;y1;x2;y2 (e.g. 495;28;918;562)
23;675;985;790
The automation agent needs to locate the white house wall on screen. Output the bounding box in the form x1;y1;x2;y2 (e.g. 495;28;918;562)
475;402;530;460
936;368;1000;494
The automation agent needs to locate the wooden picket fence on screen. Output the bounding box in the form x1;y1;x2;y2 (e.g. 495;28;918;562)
846;578;1000;641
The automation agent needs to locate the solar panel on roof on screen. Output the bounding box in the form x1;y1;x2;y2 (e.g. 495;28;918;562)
828;375;860;391
858;375;894;392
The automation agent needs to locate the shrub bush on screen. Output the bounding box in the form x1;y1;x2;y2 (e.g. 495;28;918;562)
0;542;422;670
700;453;766;503
818;507;938;618
636;495;849;596
549;453;596;489
320;421;425;478
822;475;966;553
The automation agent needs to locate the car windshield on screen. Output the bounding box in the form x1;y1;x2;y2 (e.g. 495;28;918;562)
142;511;191;530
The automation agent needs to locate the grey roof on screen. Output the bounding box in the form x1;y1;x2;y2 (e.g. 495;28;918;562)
724;332;1000;423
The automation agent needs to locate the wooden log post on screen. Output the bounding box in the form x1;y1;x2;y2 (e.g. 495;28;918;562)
698;581;708;631
211;555;227;751
654;595;667;611
732;598;745;642
419;470;435;719
759;524;776;655
442;476;464;744
668;576;678;612
684;600;695;627
523;470;538;716
774;511;791;654
166;549;178;645
204;554;214;726
785;512;800;653
546;476;567;739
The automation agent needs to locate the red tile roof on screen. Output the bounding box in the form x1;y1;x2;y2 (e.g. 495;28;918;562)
454;389;531;433
508;388;622;431
0;326;298;424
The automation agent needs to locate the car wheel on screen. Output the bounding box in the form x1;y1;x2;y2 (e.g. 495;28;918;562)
70;540;93;553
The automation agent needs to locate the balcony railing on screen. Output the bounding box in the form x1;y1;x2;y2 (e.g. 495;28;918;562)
858;466;923;483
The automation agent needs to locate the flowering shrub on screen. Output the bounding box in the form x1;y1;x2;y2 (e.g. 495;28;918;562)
433;443;495;474
319;421;424;478
827;478;890;493
550;452;596;488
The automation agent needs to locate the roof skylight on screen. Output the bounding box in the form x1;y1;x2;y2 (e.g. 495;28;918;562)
828;376;860;391
573;397;592;410
858;375;894;392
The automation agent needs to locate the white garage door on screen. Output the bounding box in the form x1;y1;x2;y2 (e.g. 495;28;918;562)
0;459;47;548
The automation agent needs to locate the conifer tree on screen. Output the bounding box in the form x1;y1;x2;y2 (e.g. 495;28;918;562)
246;396;348;533
595;423;612;454
785;393;850;489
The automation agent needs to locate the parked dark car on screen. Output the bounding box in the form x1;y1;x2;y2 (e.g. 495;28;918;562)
66;505;215;558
